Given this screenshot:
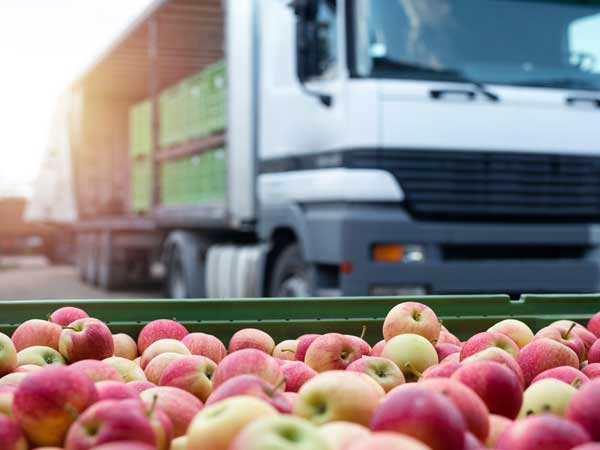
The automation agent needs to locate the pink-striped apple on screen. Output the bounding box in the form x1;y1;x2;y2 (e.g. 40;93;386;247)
304;333;361;372
59;318;114;362
103;357;147;382
69;360;123;382
96;381;139;401
318;421;370;450
518;338;579;386
421;362;462;380
295;334;320;362
280;361;317;392
272;339;298;360
49;307;89;326
435;343;461;361
551;320;596;355
438;327;462;347
0;385;15;415
460;332;519;360
588;340;600;363
370;340;385;357
140;386;203;437
11;320;61;351
582;363;600;379
485;414;512;448
383;302;441;342
346;356;405;392
144;352;185;384
531;366;589;387
87;442;155;450
159;355;216;402
345;432;433;450
383;334;438;382
112;333;138;360
462;347;525;387
588;312;600;338
137;319;188;355
212;349;283;389
206;374;290;413
228;328;275;354
140;339;190;369
566;379;600;440
0;413;27;450
127;380;156;394
487;319;534;349
0;373;26;388
181;333;227;364
535;325;585;362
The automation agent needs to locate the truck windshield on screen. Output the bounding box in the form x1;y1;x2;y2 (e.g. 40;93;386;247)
352;0;600;91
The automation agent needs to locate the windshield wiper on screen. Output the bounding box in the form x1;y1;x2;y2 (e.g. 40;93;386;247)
372;58;501;102
508;77;599;91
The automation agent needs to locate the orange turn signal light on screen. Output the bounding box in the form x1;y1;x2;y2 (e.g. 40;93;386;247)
373;244;404;262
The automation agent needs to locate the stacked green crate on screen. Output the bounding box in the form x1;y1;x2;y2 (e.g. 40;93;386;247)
129;100;153;213
202;61;226;136
187;73;206;140
159;82;189;149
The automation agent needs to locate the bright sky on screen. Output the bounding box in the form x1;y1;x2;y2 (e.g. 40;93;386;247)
0;0;154;196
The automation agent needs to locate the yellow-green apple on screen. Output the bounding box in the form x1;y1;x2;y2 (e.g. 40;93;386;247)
519;379;576;418
294;371;384;426
462;347;525;387
370;340;385;357
12;366;98;447
181;333;227;364
370;384;466;450
112;334;138;360
551;320;597;355
103;357;147;382
228;328;275;354
140;386;203;437
304;333;361;372
295;334;320;362
134;356;142;366
49;307;89;326
0;373;26;388
127;380;156;394
272;340;298;360
64;399;156;450
0;413;27;450
145;399;174;450
186;396;277;450
0;333;17;376
452;361;523;419
420;378;490;442
487;319;534;349
460;332;519;361
421;362;462;380
383;333;438;382
229;415;331;450
588;340;600;363
70;360;124;383
211;349;283;389
137;319;189;355
0;386;15;415
345;432;433;450
346;356;405;392
518;338;579;386
16;346;65;367
87;442;155;450
438;327;462;347
588;312;600;338
96;381;139;401
318;421;370;450
159;355;217;402
582;363;600;379
13;364;43;374
59;318;114;362
435;343;461;361
11;320;61;351
205;374;291;413
535;325;585;362
170;436;187;450
280;361;317;392
566;379;600;440
383;302;441;343
496;414;591;450
485;414;512;448
140;339;190;369
144;352;185;384
531;366;589;387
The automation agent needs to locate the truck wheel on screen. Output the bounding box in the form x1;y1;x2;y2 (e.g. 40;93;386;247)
164;231;207;299
269;244;312;298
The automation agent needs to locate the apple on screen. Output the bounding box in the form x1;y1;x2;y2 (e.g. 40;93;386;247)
0;413;27;450
438;327;462;347
496;414;591;450
421;362;462;380
485;414;512;448
487;319;534;349
370;340;386;357
127;380;156;394
170;436;187;450
535;325;585;362
181;333;227;364
229;328;275;354
68;359;123;382
0;333;17;376
383;302;441;342
49;307;89;326
435;343;461;361
0;386;15;415
144;352;185;384
304;333;361;372
95;380;139;401
280;361;317;393
382;333;438;382
206;374;291;413
461;347;525;387
346;356;405;392
229;415;331;450
370;384;466;450
59;318;114;362
11;319;61;351
566;379;600;440
0;373;27;388
112;333;138;360
12;366;98;447
139;386;203;437
318;421;370;450
159;355;216;402
588;312;600;338
12;364;42;374
137;319;189;355
16;346;65;367
571;445;600;450
141;398;173;450
186;396;277;450
460;332;520;361
344;432;433;450
420;378;490;442
64;399;156;450
103;357;147;382
531;366;589;387
283;391;298;407
85;442;155;450
518;338;579;386
212;349;284;389
295;334;320;362
464;433;484;450
519;378;576;418
272;339;298;360
582;363;600;379
441;353;460;364
140;339;190;369
294;371;384;426
346;333;372;357
451;361;523;419
587;340;600;364
551;320;597;353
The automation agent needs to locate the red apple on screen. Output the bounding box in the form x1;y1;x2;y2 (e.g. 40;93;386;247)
0;413;27;450
279;361;317;393
295;334;320;362
438;328;462;347
566;379;600;440
452;361;523;419
70;360;124;383
370;384;466;450
11;320;61;352
49;307;89;326
127;380;156;394
112;334;138;360
461;347;525;387
318;421;370;450
460;332;519;361
383;302;441;342
84;442;155;450
535;325;585;362
272;339;298;360
346;333;371;356
159;355;216;402
485;414;512;448
0;385;15;415
571;445;600;450
181;333;227;364
518;338;579;386
140;386;203;437
206;374;291;413
441;353;460;364
212;349;284;389
587;340;600;364
496;414;591;450
59;318;114;362
531;366;589;387
0;332;17;376
103;357;147;382
12;364;42;374
464;432;484;450
435;343;461;361
345;432;433;450
421;362;462;380
304;333;362;372
551;321;597;356
144;352;185;384
346;356;405;392
582;363;600;379
370;340;386;357
140;339;190;369
137;319;189;355
487;319;534;349
12;366;98;447
587;312;600;338
228;328;275;354
96;381;139;401
144;398;173;450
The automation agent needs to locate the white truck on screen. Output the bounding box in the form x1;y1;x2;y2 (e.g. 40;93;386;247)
29;0;600;298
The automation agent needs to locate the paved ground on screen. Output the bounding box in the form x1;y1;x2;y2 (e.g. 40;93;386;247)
0;256;161;300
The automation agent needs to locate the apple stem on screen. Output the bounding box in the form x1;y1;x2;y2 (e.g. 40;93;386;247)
62;326;78;331
268;377;287;397
148;394;159;416
565;323;577;339
360;325;367;340
404;362;423;380
64;403;79;420
571;378;582;389
280;349;295;353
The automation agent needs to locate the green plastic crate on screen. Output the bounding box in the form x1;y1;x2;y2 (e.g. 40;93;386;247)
159;83;188;149
130;158;152;213
129;100;152;157
203;60;226;135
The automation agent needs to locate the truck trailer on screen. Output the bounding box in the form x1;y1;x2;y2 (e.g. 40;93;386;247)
29;0;600;298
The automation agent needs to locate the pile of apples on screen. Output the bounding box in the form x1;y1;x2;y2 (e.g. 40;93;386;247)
2;303;600;450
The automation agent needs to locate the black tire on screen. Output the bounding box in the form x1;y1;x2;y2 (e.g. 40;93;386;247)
268;244;312;297
164;231;207;299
